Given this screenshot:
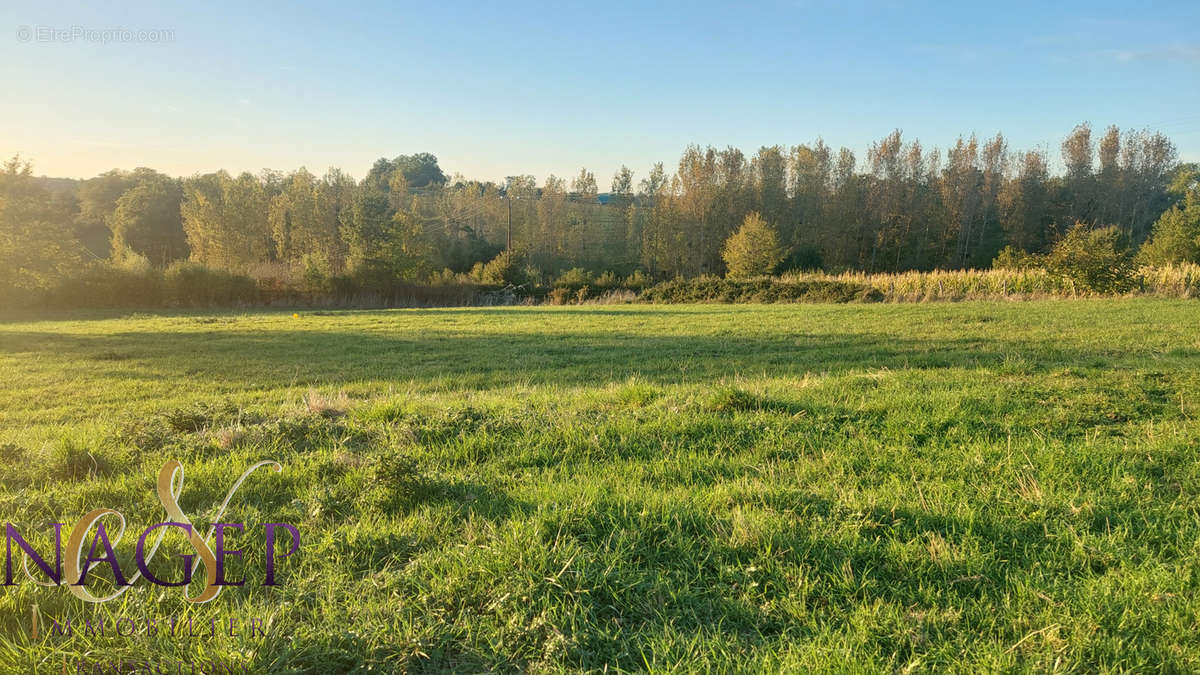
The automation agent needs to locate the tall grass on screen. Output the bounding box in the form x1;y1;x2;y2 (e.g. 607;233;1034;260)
779;264;1200;301
1139;263;1200;298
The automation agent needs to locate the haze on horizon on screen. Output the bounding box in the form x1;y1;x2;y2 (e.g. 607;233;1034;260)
2;0;1198;183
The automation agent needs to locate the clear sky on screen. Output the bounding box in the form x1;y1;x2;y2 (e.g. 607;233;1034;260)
2;0;1198;184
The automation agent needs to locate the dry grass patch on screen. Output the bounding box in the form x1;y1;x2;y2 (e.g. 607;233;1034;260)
300;389;352;418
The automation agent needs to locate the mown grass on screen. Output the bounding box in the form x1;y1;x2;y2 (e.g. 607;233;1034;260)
0;300;1199;672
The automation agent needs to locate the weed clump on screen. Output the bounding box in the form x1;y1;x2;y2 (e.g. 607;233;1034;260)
114;416;179;452
0;443;24;463
416;406;510;444
615;378;661;407
706;386;765;413
245;414;373;456
207;425;247;450
369;448;429;513
354;400;419;426
49;438;114;480
160;401;241;433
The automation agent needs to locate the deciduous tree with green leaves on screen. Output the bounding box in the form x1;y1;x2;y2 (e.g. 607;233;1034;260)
721;211;784;278
1139;187;1200;266
0;156;85;300
108;173;187;265
180;171;271;270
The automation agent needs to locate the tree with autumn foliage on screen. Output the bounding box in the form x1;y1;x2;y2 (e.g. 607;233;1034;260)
721;212;784;278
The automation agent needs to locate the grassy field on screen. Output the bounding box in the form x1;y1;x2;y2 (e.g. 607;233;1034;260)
1;300;1199;672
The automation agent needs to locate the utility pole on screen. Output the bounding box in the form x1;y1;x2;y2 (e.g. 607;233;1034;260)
506;195;513;262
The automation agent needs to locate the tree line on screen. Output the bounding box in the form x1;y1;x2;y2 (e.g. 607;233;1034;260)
3;123;1198;302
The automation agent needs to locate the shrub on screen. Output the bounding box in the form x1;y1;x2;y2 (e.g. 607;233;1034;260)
113;249;155;275
163;262;258;306
248;261;304;304
470;251;528;286
623;270;652;290
345;261;402;294
593;270;621;289
553;267;593;290
1045;223;1136;293
521;264;545;287
639;276;882;304
547;287;571;305
589;289;637;304
722;212;785;278
48;261;165;308
992;246;1043;271
427;268;462;285
301;258;332;295
1139;193;1200;266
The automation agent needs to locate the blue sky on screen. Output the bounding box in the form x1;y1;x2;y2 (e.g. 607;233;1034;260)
2;0;1197;183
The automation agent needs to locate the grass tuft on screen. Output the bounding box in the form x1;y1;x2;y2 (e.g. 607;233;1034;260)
706;385;765;412
301;389;351;418
48;438;112;480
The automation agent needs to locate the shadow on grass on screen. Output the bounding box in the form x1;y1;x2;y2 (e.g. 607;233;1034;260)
2;327;1195;394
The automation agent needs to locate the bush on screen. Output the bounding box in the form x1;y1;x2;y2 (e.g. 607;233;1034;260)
553;267;593;290
470;251;528;286
426;268;462;285
553;268;650;294
521;264;545;287
48;261;165;308
342;261;402;294
163;262;258;306
301;259;332;295
1045;223;1136;293
246;261;304;305
992;246;1043;271
547;287;571;305
623;270;653;290
593;270;621;289
639;276;882;304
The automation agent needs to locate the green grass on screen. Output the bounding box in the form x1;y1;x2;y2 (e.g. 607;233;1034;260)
1;300;1199;672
